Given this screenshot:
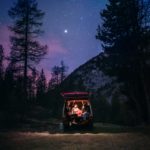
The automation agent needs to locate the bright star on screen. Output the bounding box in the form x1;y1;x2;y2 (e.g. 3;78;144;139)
80;16;83;20
64;29;68;34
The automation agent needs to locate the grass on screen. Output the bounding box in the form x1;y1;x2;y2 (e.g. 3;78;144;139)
0;123;150;150
0;132;150;150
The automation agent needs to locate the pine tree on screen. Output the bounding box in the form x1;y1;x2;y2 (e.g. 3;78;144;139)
8;0;47;99
60;60;68;82
49;61;68;90
96;0;140;76
51;66;60;86
96;0;150;123
0;45;4;107
36;69;46;105
3;62;15;108
27;68;37;101
0;45;4;80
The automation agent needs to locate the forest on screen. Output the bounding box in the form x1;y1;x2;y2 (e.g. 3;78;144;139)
0;0;150;130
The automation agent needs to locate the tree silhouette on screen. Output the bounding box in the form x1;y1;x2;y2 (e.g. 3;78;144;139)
36;69;47;106
0;45;4;80
96;0;150;123
60;60;68;82
0;45;4;107
28;68;37;101
3;62;15;109
48;61;68;90
8;0;47;100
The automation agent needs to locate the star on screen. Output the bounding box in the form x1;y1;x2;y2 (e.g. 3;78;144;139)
64;29;68;34
80;16;83;21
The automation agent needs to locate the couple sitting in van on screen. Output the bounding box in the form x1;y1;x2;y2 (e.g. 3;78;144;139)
71;104;82;116
71;104;89;120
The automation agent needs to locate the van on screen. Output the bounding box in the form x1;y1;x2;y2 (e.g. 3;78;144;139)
61;92;93;129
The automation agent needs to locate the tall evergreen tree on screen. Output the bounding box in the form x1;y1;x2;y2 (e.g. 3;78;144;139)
96;0;140;75
0;45;4;107
60;60;68;82
96;0;150;123
3;62;15;108
49;61;68;90
0;45;4;80
36;69;46;105
8;0;47;99
51;66;60;86
27;68;37;101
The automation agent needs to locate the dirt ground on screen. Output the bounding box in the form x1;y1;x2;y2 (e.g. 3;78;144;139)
0;132;150;150
0;123;150;150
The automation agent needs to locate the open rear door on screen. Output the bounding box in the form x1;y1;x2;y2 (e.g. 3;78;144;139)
61;91;91;100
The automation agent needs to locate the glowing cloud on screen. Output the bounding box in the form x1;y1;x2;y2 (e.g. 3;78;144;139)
0;24;11;56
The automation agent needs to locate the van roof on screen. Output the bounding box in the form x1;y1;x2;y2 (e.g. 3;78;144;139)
61;91;91;100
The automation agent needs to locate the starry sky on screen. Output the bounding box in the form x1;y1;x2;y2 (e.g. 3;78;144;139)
0;0;107;80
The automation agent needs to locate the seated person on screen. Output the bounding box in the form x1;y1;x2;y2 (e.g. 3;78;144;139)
82;109;89;120
71;104;82;117
82;103;90;120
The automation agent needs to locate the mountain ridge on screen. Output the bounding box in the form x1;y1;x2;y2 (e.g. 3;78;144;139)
61;52;121;102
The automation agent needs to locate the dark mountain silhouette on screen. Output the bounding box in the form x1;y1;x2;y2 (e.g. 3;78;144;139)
60;52;124;103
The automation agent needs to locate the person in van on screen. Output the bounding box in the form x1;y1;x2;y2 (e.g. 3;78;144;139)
82;108;89;120
81;103;90;120
71;104;82;117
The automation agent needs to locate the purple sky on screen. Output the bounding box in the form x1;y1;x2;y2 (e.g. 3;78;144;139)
0;0;107;80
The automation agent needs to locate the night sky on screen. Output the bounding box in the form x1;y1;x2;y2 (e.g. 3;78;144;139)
0;0;107;80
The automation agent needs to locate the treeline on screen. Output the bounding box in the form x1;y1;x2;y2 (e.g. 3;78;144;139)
0;0;68;124
96;0;150;124
1;0;150;127
0;44;67;118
